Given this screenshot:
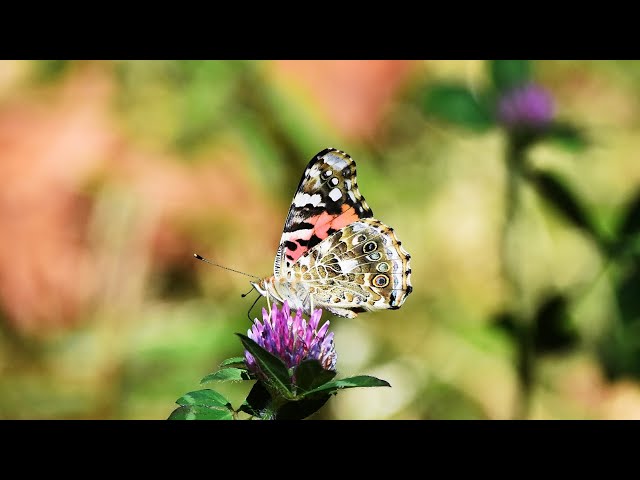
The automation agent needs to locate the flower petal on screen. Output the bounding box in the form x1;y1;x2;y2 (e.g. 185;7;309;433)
243;303;337;378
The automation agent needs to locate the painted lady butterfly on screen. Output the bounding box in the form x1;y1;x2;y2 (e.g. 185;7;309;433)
252;148;412;318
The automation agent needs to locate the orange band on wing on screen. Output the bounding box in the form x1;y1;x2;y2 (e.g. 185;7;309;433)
287;204;361;263
331;204;360;229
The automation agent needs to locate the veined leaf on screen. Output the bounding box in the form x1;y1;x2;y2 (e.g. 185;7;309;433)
294;360;336;394
306;375;391;396
168;405;233;420
200;368;251;384
237;334;293;398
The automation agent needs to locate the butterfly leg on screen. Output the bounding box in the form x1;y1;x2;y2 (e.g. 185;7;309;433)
300;288;314;316
266;293;272;321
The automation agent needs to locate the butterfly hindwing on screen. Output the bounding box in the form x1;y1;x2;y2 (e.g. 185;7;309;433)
289;218;412;318
274;148;373;279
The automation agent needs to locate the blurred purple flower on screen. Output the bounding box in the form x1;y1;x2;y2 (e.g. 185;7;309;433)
245;301;337;377
497;83;555;130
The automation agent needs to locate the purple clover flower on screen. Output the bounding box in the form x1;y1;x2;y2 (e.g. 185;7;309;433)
245;301;337;378
497;83;555;130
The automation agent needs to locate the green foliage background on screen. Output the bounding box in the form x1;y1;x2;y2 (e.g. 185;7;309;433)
1;60;639;419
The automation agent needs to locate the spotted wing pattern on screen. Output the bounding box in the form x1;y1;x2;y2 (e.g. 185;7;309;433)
283;218;412;318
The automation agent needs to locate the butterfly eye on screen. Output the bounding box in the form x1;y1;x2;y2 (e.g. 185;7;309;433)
376;262;389;272
363;241;377;253
373;274;389;287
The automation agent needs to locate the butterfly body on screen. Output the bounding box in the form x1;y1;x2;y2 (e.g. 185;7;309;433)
253;148;412;318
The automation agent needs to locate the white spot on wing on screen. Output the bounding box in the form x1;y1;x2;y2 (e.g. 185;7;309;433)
348;191;356;202
329;188;342;201
323;152;349;169
298;256;311;268
294;192;323;207
338;259;359;273
318;241;333;255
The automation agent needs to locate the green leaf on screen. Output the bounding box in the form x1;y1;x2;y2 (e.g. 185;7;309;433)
237;334;293;398
294;360;337;394
526;171;600;240
200;368;251;384
306;375;391;396
546;123;589;152
614;257;640;326
169;389;235;420
609;189;640;259
239;381;273;419
532;294;579;354
168;405;233;420
175;389;232;410
490;60;532;91
617;188;640;238
219;356;247;369
492;311;520;340
274;395;332;420
598;321;640;381
421;84;494;131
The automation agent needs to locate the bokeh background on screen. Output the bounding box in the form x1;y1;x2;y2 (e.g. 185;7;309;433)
1;60;640;419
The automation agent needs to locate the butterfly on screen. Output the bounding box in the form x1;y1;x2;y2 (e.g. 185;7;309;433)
252;148;412;318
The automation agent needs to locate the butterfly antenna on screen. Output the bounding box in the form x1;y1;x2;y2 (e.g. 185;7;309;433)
193;253;260;280
241;285;256;298
247;292;262;322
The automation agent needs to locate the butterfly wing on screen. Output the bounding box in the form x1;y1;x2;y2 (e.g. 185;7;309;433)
274;148;373;279
290;218;412;318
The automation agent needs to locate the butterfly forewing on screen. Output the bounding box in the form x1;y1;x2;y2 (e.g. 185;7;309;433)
274;148;373;278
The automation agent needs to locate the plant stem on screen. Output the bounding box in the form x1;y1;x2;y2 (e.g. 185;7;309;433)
502;134;535;419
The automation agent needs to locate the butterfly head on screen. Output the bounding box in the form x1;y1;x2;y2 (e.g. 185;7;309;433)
252;275;313;315
251;276;282;304
251;278;268;298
